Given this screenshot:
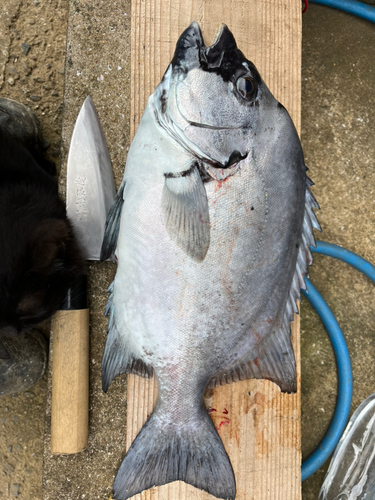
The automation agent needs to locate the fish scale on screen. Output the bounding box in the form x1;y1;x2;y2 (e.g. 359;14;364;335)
100;21;320;500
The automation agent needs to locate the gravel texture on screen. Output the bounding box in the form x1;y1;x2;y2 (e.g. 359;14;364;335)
301;6;375;498
0;1;68;498
42;1;132;498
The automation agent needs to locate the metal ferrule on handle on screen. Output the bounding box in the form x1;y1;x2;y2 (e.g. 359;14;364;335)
51;275;89;454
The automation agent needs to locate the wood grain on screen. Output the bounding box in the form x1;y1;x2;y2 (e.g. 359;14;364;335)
51;309;89;454
127;1;302;498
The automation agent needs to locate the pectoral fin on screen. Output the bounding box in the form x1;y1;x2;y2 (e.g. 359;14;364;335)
162;164;210;262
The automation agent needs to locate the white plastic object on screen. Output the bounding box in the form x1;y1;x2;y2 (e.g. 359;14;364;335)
319;393;375;500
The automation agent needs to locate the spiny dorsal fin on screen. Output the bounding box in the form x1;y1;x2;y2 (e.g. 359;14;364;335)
162;163;210;262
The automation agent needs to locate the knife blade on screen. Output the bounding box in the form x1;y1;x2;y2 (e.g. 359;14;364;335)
66;95;116;261
51;96;116;454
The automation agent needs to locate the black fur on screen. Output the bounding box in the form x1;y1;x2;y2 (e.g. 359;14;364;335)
0;129;86;336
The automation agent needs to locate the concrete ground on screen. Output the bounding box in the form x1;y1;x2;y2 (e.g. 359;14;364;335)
0;1;68;498
0;1;374;499
300;5;375;498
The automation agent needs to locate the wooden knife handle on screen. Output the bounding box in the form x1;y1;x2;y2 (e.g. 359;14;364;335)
51;276;89;454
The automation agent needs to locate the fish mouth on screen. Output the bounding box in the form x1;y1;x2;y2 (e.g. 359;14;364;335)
202;150;248;182
198;148;248;171
170;21;204;72
205;160;243;182
223;150;248;168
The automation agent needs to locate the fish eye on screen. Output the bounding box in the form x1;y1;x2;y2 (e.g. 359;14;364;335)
236;77;256;100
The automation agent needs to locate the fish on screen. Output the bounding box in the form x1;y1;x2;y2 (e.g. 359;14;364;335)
100;21;320;500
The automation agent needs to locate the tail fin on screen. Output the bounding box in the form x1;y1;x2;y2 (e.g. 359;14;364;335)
113;407;236;500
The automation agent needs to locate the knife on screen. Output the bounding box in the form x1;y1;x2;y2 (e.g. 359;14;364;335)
51;95;116;454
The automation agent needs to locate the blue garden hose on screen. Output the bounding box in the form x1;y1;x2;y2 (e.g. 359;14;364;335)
301;241;375;480
301;0;375;475
308;0;375;23
301;278;352;481
312;241;375;282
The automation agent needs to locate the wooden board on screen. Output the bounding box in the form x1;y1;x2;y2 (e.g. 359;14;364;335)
127;1;302;499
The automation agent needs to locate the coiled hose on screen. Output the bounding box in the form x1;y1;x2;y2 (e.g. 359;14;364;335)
300;0;375;478
301;241;375;480
308;0;375;23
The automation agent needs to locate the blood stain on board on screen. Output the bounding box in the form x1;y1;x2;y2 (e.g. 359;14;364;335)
207;407;231;433
217;417;230;431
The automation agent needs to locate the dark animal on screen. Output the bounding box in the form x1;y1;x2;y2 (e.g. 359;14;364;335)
0;128;85;336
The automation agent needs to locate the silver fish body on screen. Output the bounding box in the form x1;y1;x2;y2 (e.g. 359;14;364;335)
101;22;320;500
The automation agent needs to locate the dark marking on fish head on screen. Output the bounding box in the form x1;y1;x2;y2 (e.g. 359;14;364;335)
158;23;284;178
160;89;167;114
171;22;262;108
171;21;205;74
199;24;236;68
165;23;271;170
200;24;262;89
